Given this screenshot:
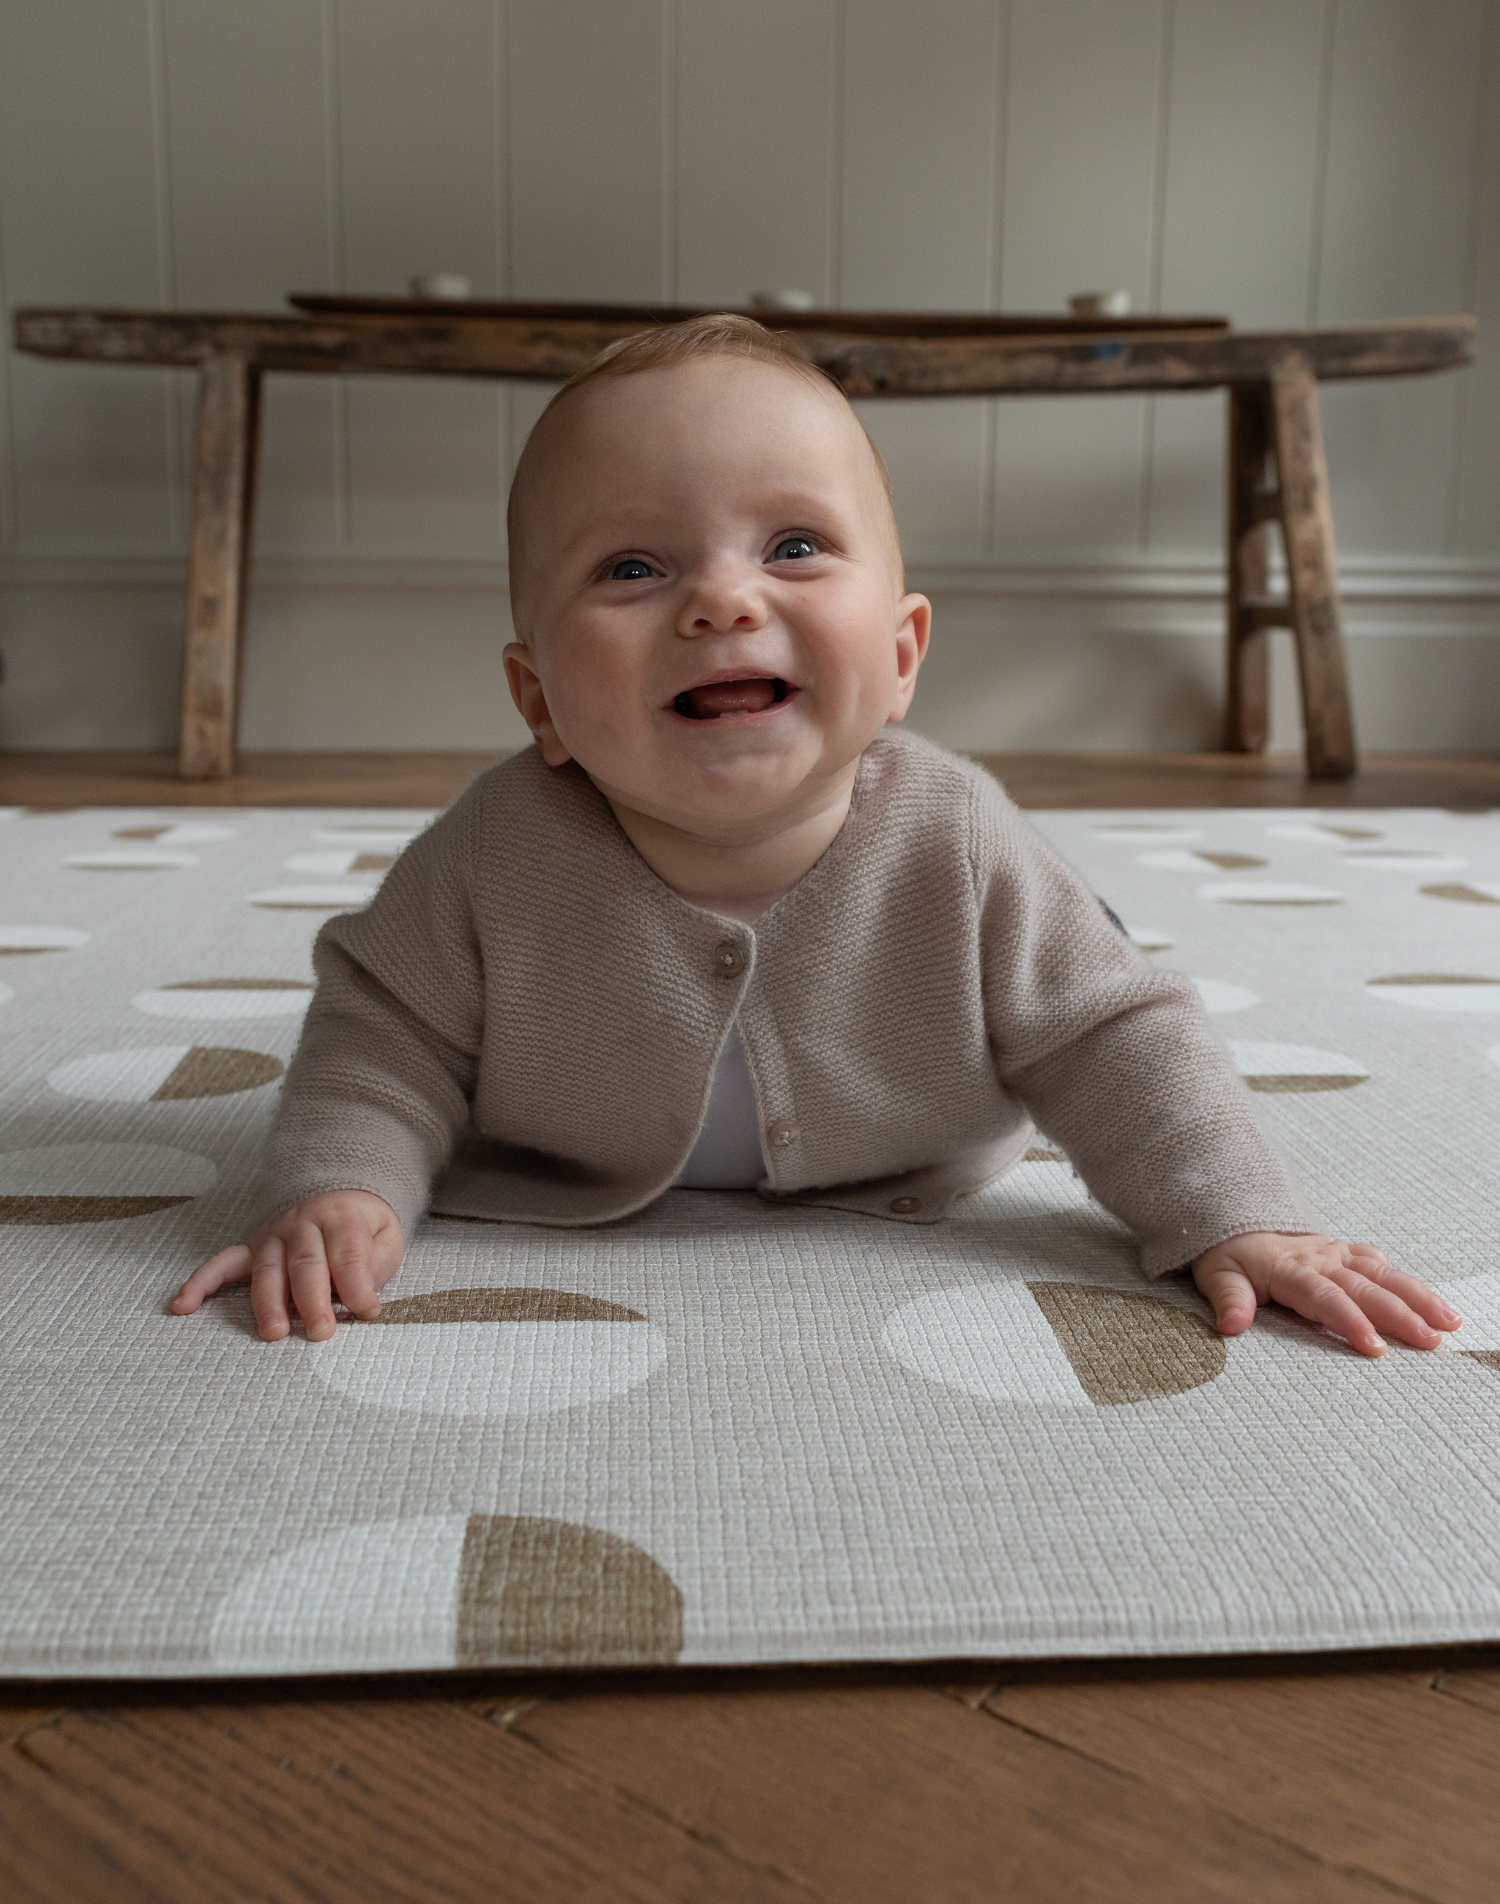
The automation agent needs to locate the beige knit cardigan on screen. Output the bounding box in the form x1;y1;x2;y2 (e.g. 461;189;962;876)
257;730;1310;1277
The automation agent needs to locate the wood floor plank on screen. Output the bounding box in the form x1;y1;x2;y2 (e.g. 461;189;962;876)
3;747;1499;811
0;1700;68;1744
1433;1665;1500;1717
487;1675;1412;1903
973;749;1500;810
0;1739;235;1904
0;750;501;810
10;1694;789;1904
984;1659;1500;1904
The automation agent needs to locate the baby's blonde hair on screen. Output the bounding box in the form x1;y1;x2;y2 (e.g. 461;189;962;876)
506;313;900;624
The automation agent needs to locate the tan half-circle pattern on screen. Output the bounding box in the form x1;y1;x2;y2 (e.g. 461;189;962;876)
1367;975;1500;1015
48;1045;282;1103
1026;1284;1225;1404
207;1512;682;1672
112;822;235;846
0;926;89;955
134;978;313;1021
0;1142;217;1225
1140;849;1268;872
1423;882;1500;905
285;851;398;876
364;1287;644;1324
457;1515;683;1667
307;1287;667;1416
1229;1041;1369;1093
64;849;197;872
1267;822;1382;843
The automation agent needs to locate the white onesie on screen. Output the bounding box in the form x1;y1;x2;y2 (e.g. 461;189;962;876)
673;1026;764;1189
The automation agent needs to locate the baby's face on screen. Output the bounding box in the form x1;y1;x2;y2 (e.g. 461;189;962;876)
505;357;929;838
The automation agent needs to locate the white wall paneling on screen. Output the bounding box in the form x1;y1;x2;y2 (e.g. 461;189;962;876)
1315;0;1491;555
161;0;343;552
507;0;667;302
1452;4;1500;555
336;0;508;556
842;0;1003;558
0;0;1496;752
0;0;177;549
1145;0;1330;554
990;0;1167;556
675;0;838;308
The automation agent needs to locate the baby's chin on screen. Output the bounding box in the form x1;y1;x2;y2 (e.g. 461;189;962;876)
593;736;857;833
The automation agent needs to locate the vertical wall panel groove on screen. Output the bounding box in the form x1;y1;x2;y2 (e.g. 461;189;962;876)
1451;0;1500;556
1446;0;1498;552
1305;0;1338;324
0;144;16;549
661;0;679;303
828;0;848;307
1138;0;1177;552
145;0;185;546
322;0;350;548
979;0;1011;556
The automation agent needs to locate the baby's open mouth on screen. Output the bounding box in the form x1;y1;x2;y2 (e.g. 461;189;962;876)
673;677;791;720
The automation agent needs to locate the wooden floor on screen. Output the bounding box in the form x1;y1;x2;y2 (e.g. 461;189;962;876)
5;746;1499;1904
4;745;1500;811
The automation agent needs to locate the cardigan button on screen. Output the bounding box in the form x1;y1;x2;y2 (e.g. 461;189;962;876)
713;939;746;978
889;1195;921;1214
766;1118;799;1148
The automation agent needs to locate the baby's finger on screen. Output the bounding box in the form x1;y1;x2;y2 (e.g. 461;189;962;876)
1194;1264;1259;1335
1326;1260;1447;1351
170;1243;254;1314
285;1221;338;1342
1273;1265;1386;1357
1343;1245;1463;1333
324;1211;381;1320
249;1235;292;1341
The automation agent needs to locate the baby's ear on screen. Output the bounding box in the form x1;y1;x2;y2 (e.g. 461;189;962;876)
885;593;932;721
502;643;573;767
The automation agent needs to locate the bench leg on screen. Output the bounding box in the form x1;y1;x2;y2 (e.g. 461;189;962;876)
179;353;261;780
1225;384;1274;753
1269;358;1356;780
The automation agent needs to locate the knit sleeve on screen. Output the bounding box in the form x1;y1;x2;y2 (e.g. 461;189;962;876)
250;780;488;1241
969;774;1313;1278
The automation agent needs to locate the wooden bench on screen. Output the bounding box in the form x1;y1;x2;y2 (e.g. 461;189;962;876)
12;300;1476;780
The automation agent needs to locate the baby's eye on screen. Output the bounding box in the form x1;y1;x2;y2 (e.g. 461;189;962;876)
606;557;656;582
770;536;818;562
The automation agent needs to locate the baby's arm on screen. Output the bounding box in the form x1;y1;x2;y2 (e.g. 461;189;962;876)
173;785;487;1339
171;1190;403;1341
1193;1231;1461;1357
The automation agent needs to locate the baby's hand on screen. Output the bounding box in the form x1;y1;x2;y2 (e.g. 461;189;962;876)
1192;1231;1462;1358
169;1190;404;1342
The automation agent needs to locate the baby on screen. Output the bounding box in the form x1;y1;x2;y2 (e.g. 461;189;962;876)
173;314;1460;1359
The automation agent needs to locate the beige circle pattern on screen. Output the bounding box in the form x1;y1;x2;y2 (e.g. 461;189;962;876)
47;1045;283;1103
307;1286;666;1417
208;1513;682;1672
0;1142;217;1225
134;978;313;1021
